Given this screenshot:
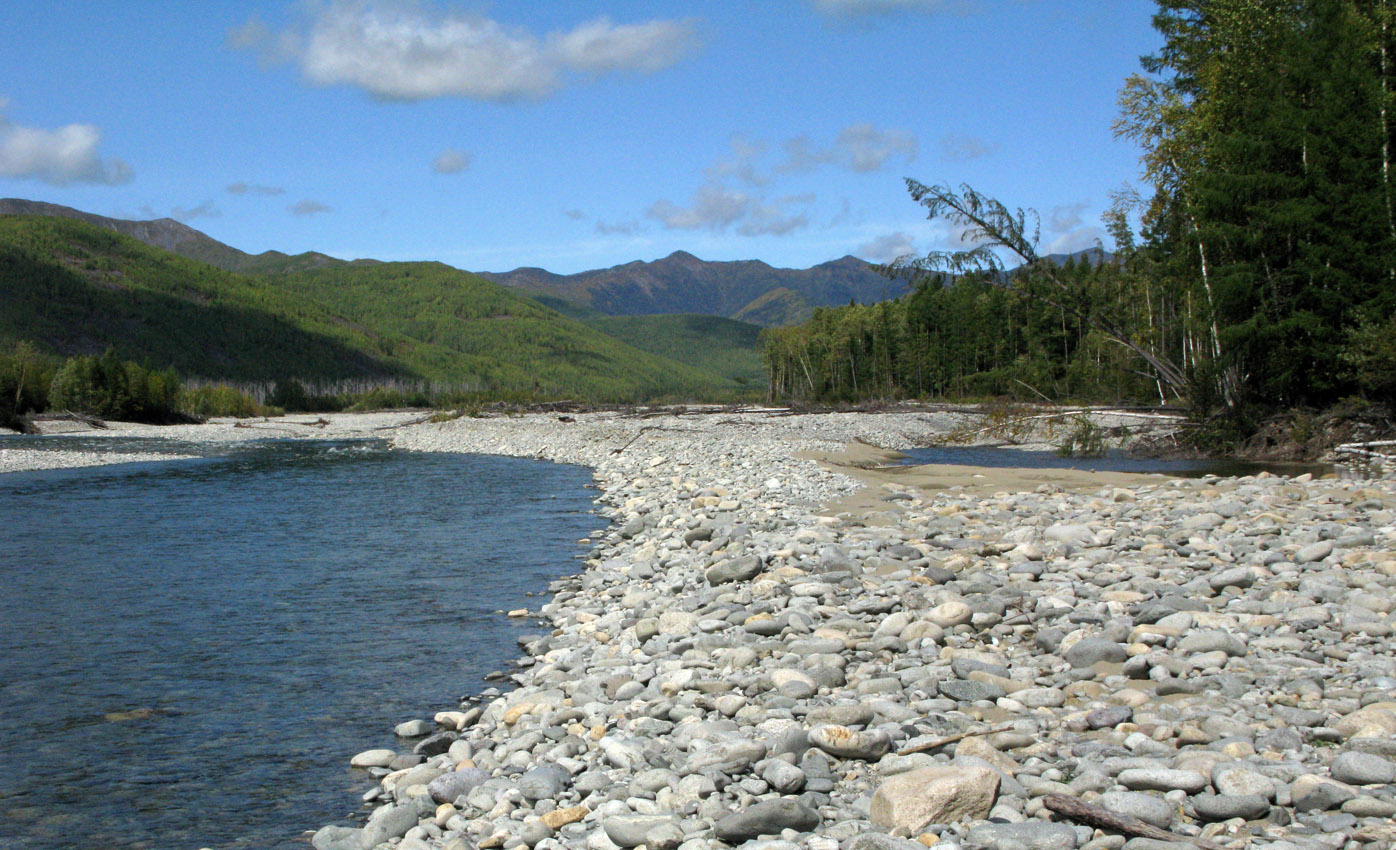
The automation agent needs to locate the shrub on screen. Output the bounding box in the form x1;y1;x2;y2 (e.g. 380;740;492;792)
179;385;267;418
49;349;182;423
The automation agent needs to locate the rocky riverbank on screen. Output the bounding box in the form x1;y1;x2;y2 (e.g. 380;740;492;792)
306;409;1396;850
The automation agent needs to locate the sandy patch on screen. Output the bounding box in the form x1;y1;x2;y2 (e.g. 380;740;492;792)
805;440;1172;522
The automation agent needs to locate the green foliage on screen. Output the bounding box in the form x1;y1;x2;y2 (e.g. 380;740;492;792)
48;349;182;423
1056;416;1109;457
1343;309;1396;404
0;343;58;430
0;215;749;404
178;384;268;418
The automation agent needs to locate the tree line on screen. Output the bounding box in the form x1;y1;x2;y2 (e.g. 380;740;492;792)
765;0;1396;434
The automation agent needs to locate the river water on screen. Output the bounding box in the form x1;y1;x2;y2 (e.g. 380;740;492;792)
0;439;597;850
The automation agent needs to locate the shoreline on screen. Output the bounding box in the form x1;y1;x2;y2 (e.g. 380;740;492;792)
7;411;1396;850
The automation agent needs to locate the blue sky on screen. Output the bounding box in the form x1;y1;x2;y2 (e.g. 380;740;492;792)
0;0;1161;274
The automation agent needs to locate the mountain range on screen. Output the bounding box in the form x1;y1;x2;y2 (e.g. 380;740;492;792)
0;199;897;326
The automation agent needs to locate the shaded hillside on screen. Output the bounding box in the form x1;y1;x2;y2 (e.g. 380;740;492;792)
530;294;765;386
0;215;402;381
264;263;736;399
0;215;747;400
478;251;901;326
0;199;345;275
733;287;813;326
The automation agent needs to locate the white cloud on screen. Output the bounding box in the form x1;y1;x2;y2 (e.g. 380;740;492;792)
233;1;701;102
595;219;641;235
647;184;810;237
705;134;769;187
227;180;285;195
809;0;976;15
858;232;916;263
835;123;918;172
647;184;751;231
431;148;472;174
289;199;332;216
0;111;132;186
938;132;998;162
1045;226;1105;255
777;123;916;174
1047;201;1088;233
171;200;221;221
549;17;700;74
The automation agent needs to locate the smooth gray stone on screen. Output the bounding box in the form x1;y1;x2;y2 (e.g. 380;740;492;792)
1065;637;1127;668
1177;630;1246;657
762;760;808;794
520;818;553;847
1192;793;1271;821
644;821;686;850
1330;751;1396;785
1293;782;1356;812
517;763;572;800
685;739;768;775
394;719;432;738
1117;769;1208;794
603;815;677;848
412;730;457;756
1101;791;1174;829
938;679;1005;702
962;821;1079;850
841;833;926;850
707;555;763;585
714;798;820;842
430;767;491;804
1314;812;1357;832
806;705;875;728
311;825;362;850
360;803;421;849
1087;705;1133;729
1294;541;1334;563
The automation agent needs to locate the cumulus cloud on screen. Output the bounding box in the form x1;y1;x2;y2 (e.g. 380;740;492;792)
431;148;472;174
232;1;701;102
705;134;768;187
595;219;641;235
289;199;332;216
808;0;976;15
647;184;809;236
858;232;916;263
0;111;133;186
1046;226;1106;255
777;123;916;174
549;17;700;73
171;201;221;221
647;184;751;231
1048;201;1089;233
227;180;285;195
938;133;998;162
738;203;808;237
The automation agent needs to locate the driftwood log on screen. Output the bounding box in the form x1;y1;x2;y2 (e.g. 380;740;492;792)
1042;793;1228;850
894;724;1012;757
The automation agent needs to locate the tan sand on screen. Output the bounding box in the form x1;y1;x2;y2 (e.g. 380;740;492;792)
804;440;1173;521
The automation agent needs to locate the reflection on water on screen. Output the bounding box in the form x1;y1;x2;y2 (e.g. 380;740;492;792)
0;439;596;850
895;444;1332;478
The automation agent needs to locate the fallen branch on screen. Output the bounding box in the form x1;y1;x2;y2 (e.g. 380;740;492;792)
1042;793;1227;850
894;724;1012;756
34;410;109;429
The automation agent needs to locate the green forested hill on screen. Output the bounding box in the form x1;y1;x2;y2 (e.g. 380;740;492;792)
264;263;734;398
530;295;765;387
0;215;404;381
0;215;745;400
